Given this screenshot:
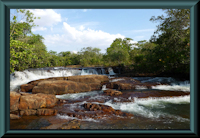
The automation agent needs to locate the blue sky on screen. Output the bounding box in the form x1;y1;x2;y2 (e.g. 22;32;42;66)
11;9;166;54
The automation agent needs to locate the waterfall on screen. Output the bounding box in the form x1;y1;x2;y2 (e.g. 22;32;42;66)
10;67;117;91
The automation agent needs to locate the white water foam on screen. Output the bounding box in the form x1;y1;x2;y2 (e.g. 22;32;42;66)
10;69;77;91
56;91;104;100
110;78;125;82
104;95;190;121
56;114;100;122
152;81;190;92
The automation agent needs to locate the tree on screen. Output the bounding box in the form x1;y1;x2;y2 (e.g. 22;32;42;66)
105;38;134;66
78;47;103;66
149;9;190;73
10;9;43;73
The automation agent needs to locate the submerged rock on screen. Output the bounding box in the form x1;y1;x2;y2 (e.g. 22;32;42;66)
58;119;81;129
103;89;122;96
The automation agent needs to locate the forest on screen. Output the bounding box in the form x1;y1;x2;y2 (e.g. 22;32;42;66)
10;9;190;76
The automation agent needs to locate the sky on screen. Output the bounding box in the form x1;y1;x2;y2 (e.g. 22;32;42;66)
11;9;166;54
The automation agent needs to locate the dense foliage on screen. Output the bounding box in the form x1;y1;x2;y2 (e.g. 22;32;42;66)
10;9;190;76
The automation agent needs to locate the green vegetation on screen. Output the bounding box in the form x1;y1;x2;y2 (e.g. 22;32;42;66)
10;9;190;76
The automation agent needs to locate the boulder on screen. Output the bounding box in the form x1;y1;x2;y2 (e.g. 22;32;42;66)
20;84;35;92
22;75;109;93
18;93;57;110
107;77;157;90
103;89;122;96
10;91;21;112
32;80;91;94
82;103;133;118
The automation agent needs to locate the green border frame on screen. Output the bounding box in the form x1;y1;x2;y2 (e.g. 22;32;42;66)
0;0;199;137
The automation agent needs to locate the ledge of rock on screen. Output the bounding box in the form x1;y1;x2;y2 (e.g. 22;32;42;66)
20;109;57;116
107;77;160;90
10;91;58;117
21;75;109;94
19;93;58;110
32;80;91;95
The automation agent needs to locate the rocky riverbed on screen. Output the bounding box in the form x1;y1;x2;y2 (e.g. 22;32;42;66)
10;74;190;130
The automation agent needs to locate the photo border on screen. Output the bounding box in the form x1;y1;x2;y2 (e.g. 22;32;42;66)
0;0;199;137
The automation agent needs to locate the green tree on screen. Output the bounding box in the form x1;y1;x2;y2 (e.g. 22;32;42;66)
78;47;103;66
150;9;190;73
10;9;43;73
105;38;134;66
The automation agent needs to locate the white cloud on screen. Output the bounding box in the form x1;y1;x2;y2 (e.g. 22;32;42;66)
44;22;126;53
29;9;62;28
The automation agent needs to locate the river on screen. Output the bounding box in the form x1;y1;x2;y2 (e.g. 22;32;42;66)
10;67;190;129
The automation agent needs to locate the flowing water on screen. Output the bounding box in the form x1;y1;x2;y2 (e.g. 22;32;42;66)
10;67;190;129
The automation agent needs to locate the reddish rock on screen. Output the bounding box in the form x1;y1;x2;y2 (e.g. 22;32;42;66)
20;109;37;116
107;77;158;90
19;109;57;116
32;80;91;94
20;84;35;92
36;109;57;116
89;83;102;91
67;75;109;84
18;93;57;110
82;103;132;117
10;91;21;112
24;75;109;93
104;89;122;96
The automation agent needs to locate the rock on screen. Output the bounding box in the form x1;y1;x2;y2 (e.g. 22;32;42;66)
20;109;57;116
89;83;102;91
20;84;35;92
58;119;81;129
23;75;109;93
107;77;157;90
32;80;91;94
103;89;122;96
81;103;133;119
18;93;57;110
20;109;37;116
67;75;109;84
10;91;21;112
36;109;57;116
10;114;21;119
